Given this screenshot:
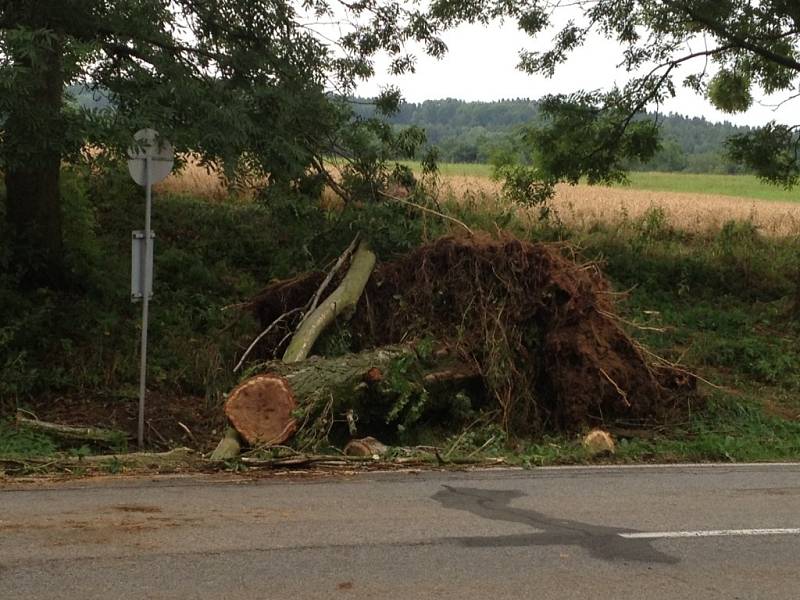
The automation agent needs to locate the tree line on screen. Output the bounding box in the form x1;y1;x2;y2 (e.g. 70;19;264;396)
351;97;754;173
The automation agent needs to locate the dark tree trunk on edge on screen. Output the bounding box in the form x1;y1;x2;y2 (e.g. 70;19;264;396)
3;29;65;288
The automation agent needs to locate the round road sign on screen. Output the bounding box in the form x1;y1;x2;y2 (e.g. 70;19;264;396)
127;128;175;186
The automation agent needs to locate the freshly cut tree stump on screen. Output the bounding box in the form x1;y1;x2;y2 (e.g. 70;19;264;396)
224;345;479;446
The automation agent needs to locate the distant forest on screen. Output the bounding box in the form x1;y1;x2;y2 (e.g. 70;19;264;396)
69;86;750;173
351;98;752;173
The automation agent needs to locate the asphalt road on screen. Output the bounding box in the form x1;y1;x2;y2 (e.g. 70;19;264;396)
2;463;799;599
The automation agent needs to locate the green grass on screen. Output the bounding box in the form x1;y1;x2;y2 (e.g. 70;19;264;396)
620;172;800;203
432;162;493;178
0;420;58;457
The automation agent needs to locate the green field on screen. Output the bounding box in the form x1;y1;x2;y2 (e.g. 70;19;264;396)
407;161;800;203
620;172;799;202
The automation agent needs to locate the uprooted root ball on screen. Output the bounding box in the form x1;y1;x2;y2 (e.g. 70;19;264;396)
251;233;696;433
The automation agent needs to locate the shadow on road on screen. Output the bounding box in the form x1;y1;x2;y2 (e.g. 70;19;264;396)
431;485;679;564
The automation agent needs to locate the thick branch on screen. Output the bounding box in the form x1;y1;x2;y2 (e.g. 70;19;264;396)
282;240;376;363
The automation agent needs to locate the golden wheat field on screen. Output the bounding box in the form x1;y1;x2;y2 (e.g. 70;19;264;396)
156;162;232;200
438;175;800;236
158;163;800;236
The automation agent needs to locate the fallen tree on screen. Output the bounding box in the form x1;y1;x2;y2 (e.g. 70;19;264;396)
246;233;697;439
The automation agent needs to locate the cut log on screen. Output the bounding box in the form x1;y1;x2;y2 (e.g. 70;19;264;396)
344;436;389;457
222;376;298;446
225;345;480;446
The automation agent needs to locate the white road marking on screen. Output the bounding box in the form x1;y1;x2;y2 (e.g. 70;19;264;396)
619;528;800;539
536;462;800;472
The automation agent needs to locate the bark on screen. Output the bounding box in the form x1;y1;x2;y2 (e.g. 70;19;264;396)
3;28;66;287
225;345;480;445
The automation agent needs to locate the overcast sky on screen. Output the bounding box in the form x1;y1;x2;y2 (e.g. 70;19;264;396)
355;21;797;127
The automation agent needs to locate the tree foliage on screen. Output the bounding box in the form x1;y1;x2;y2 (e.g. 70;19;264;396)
0;0;443;284
2;0;799;285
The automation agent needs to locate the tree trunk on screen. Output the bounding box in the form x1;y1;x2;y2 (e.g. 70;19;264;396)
225;345;479;446
3;27;66;288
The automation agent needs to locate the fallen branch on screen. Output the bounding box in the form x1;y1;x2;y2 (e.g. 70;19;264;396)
467;435;497;457
236;453;506;469
234;307;303;372
75;447;196;466
298;233;361;330
15;414;126;447
633;341;725;391
378;190;474;235
0;447;198;475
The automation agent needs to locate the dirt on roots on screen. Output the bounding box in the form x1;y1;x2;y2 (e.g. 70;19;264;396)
252;233;696;433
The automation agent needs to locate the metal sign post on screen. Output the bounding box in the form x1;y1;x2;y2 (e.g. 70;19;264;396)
127;129;174;448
